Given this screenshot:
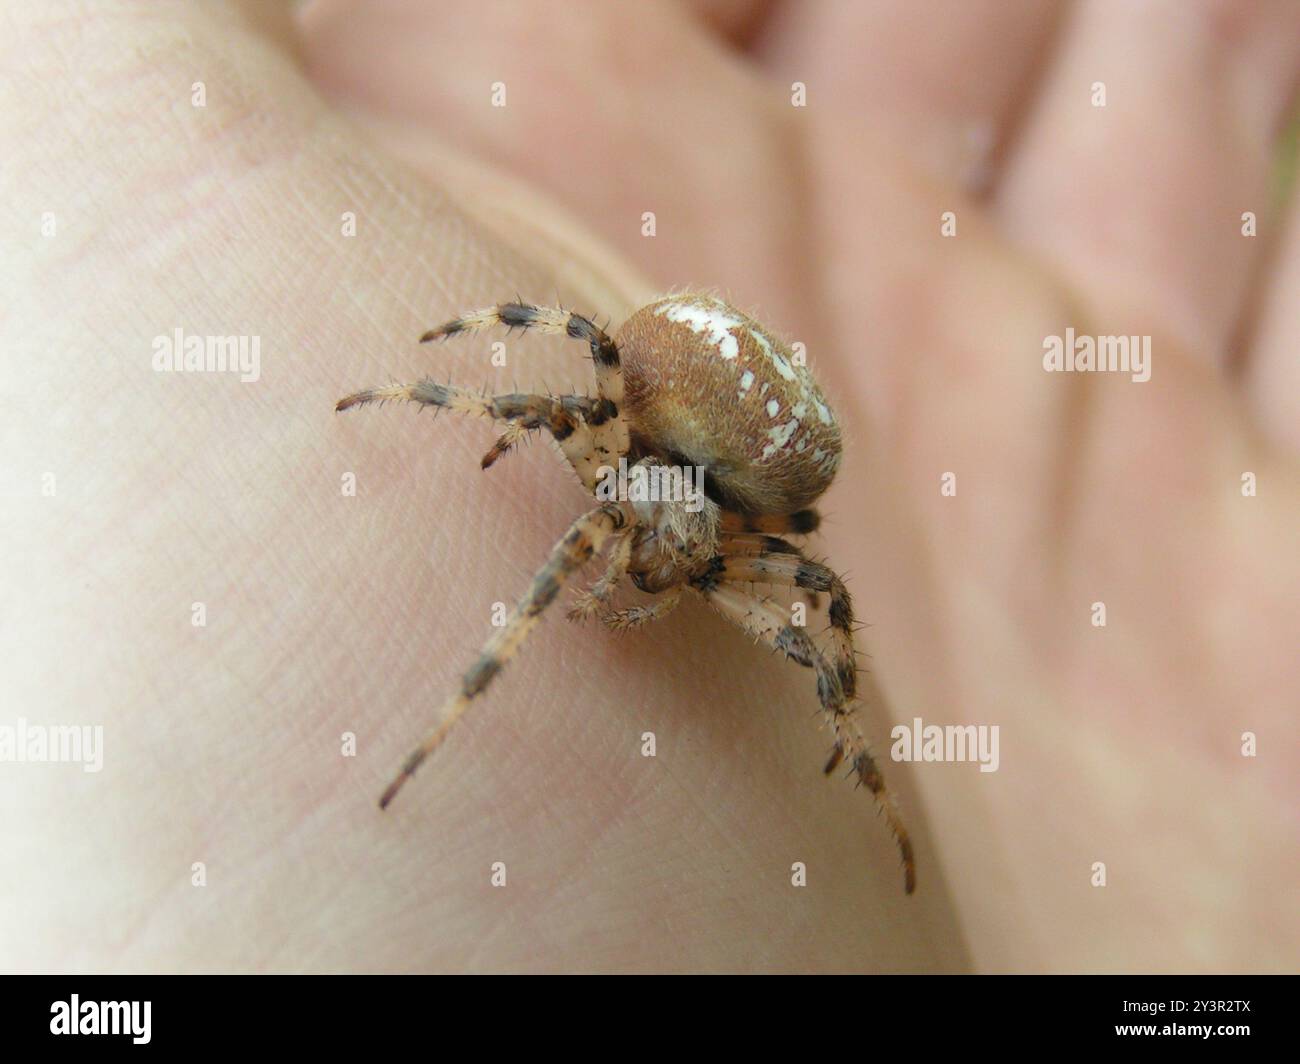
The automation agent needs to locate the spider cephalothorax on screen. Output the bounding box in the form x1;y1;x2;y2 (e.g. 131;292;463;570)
336;293;915;893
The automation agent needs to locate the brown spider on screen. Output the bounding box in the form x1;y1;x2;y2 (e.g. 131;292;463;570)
336;293;915;894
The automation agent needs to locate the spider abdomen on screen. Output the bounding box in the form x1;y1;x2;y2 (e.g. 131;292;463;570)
616;294;842;514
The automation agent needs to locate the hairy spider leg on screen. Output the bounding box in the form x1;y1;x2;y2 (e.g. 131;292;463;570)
714;551;860;702
378;503;629;810
720;509;821;536
567;531;633;621
421;302;629;463
599;586;684;631
336;382;605;489
690;580;915;894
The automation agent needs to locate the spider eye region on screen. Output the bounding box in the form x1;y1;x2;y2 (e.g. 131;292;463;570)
616;294;842;515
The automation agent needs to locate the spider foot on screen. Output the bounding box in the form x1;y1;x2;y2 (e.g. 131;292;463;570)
566;590;606;622
600;587;683;631
481;422;528;469
599;606;656;630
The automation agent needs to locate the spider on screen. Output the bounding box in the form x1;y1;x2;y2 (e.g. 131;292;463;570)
336;293;915;894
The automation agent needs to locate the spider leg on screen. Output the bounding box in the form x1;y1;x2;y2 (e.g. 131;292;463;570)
420;302;630;462
600;586;683;630
717;532;805;557
720;508;821;536
718;532;823;606
336;380;604;489
378;502;628;810
567;532;632;621
691;581;915;894
713;551;859;702
479;421;529;469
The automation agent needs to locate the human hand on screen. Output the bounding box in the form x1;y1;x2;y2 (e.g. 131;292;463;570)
4;0;1296;972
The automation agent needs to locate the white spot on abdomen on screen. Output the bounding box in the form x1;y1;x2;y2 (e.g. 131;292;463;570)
761;418;800;459
656;301;744;360
751;329;797;381
737;369;755;399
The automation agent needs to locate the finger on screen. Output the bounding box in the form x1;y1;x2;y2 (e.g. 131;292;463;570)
996;0;1300;365
298;0;812;331
681;0;774;44
227;0;301;58
1245;172;1300;450
751;0;1065;192
314;103;653;327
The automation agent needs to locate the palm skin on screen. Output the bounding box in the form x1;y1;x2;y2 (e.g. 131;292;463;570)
2;0;1296;971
